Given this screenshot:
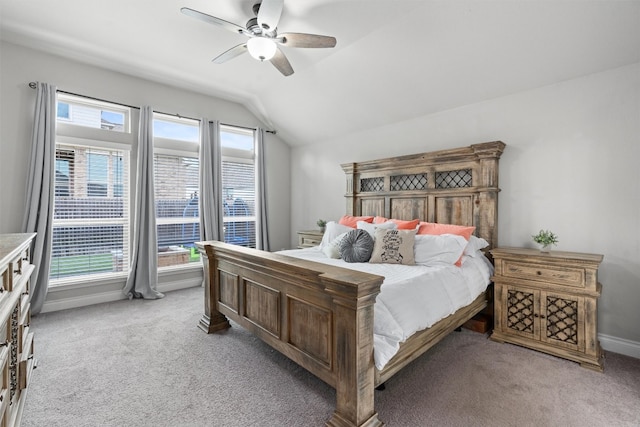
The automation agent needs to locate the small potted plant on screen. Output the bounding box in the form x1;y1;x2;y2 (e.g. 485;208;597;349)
532;229;558;252
317;219;327;233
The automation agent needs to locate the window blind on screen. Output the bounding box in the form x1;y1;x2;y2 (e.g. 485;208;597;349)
222;159;256;248
50;144;130;280
154;153;201;267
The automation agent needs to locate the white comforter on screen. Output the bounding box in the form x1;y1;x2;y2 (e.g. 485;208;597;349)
278;247;493;370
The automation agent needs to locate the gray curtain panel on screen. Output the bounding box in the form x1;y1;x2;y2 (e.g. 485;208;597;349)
256;128;270;251
199;120;224;242
22;82;57;314
123;106;163;299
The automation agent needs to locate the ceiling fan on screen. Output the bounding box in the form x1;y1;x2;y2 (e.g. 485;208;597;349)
181;0;337;76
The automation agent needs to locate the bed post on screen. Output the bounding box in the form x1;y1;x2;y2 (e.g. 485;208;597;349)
324;275;384;427
343;163;357;216
471;141;505;250
196;243;231;333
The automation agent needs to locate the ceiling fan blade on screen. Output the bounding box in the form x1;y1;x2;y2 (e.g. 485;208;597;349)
270;47;294;76
278;33;337;48
181;7;246;35
212;44;248;64
257;0;284;32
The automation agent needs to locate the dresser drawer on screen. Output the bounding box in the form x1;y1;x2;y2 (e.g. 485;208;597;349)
0;323;9;418
503;260;585;288
19;332;34;391
0;387;9;424
0;264;9;295
8;247;29;292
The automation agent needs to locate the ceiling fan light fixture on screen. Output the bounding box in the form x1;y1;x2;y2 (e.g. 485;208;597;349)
247;37;277;61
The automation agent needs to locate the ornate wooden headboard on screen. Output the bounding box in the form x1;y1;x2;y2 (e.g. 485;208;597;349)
341;141;506;249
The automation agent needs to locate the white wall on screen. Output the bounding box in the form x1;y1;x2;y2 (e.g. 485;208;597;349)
0;41;291;308
291;62;640;357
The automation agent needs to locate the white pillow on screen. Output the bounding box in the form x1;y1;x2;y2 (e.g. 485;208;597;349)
356;220;397;239
413;233;467;266
464;235;490;257
319;221;353;250
322;232;349;258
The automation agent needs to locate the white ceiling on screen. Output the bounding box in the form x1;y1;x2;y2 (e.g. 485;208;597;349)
2;0;639;147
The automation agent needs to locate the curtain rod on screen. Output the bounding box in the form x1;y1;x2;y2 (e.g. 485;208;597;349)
28;82;276;134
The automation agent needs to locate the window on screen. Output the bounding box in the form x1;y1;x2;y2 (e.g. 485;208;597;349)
154;117;199;142
50;93;256;283
153;114;201;267
51;95;132;283
51;145;130;280
56;93;129;132
221;125;256;248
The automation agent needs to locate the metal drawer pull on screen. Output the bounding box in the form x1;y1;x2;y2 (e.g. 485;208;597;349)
536;271;542;275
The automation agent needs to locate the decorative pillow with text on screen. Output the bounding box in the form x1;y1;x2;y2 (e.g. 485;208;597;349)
369;228;416;265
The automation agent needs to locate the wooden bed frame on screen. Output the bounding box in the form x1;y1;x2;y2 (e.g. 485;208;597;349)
196;141;506;426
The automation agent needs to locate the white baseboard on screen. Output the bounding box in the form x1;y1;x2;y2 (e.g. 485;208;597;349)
40;277;201;314
599;333;640;360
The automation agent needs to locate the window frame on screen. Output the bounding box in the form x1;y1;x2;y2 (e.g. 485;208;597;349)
50;94;135;286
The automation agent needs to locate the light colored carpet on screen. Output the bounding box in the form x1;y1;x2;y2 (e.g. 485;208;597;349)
22;287;640;427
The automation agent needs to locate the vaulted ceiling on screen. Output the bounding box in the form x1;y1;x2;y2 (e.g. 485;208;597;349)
2;0;639;147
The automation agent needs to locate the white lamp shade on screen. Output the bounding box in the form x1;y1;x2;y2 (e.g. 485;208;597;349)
247;37;277;61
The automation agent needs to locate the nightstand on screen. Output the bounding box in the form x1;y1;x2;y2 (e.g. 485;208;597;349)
490;247;604;372
297;230;324;248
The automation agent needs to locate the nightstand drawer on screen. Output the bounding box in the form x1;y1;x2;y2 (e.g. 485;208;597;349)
301;236;322;247
503;260;584;288
297;230;324;249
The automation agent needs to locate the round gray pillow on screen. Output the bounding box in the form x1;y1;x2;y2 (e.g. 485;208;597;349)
339;229;374;263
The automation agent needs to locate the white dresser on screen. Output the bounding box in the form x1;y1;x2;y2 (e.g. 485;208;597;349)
0;233;36;426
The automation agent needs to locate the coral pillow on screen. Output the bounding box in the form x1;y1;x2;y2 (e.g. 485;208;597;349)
389;218;420;230
373;216;389;224
417;222;476;240
374;217;419;230
338;215;374;228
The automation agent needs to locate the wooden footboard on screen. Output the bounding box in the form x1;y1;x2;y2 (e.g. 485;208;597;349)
196;241;385;427
197;241;489;426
